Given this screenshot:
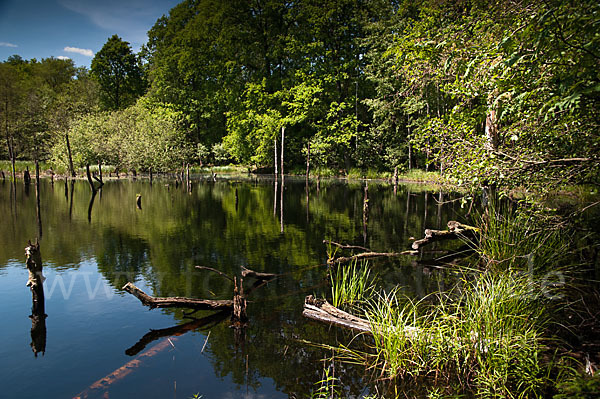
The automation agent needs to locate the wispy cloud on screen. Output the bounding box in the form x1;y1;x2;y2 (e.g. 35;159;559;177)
58;0;176;46
57;56;71;60
64;46;94;57
0;42;18;48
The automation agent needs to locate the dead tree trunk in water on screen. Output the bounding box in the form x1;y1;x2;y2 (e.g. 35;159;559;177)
85;164;96;194
274;139;278;178
24;167;31;185
306;142;310;180
363;181;369;246
66;133;76;177
35;160;42;238
25;240;46;357
394;166;398;195
280;126;285;178
97;161;103;184
232;277;247;326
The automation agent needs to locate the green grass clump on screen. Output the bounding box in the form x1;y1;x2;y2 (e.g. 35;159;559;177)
330;260;374;308
365;271;561;396
472;201;571;275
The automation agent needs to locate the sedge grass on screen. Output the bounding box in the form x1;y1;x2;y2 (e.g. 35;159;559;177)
330;260;374;309
362;271;562;397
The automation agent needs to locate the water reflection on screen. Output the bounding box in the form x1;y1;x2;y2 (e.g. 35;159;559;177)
0;177;474;398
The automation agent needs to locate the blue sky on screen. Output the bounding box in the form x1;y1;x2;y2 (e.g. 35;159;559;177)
0;0;180;68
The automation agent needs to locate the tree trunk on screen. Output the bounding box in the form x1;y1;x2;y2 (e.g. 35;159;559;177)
280;126;285;178
306;141;310;179
35;160;42;238
25;240;46;357
274;139;278;177
85;164;96;194
485;109;498;151
66;133;76;178
97;161;103;184
24;167;31;185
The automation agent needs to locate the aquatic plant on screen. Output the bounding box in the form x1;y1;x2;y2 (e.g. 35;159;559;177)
330;260;374;309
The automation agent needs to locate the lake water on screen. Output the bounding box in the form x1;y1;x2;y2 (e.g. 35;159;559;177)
0;176;469;398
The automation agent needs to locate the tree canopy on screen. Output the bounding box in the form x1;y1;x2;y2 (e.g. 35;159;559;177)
92;35;146;110
2;0;598;189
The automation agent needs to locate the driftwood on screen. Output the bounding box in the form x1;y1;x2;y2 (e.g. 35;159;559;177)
303;295;371;334
411;220;479;250
328;250;417;264
122;282;233;311
303;296;420;339
241;266;276;281
323;240;370;252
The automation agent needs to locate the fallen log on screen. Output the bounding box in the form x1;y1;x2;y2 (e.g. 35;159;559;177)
303;296;420;339
412;220;478;250
122;282;233;311
302;295;371;334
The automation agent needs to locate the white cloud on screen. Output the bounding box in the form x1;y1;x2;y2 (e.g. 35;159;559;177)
57;56;71;60
64;46;94;57
0;42;18;48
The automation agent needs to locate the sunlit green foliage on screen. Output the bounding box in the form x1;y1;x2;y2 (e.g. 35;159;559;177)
51;99;190;172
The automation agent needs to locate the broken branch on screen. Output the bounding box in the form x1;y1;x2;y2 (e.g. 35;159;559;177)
122;282;233;311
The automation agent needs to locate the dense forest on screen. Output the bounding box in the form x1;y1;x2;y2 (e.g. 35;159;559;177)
1;0;598;190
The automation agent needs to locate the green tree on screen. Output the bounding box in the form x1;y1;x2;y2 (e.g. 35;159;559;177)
91;35;146;110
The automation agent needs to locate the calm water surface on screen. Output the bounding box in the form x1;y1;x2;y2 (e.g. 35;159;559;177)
0;177;469;398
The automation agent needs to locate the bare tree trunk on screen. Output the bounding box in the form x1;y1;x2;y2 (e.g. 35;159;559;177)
363;181;369;246
408;142;413;170
280;126;285;178
66;133;75;178
25;240;46;357
97;160;103;184
24;166;31;185
35;160;42;238
186;163;190;190
394;166;398;195
280;174;284;233
306;142;310;179
85;164;96;194
274;139;278;177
